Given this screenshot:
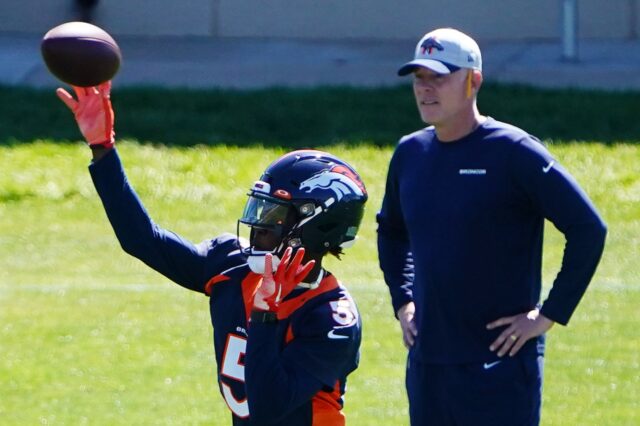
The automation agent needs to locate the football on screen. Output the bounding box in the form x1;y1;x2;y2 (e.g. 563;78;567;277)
41;21;121;87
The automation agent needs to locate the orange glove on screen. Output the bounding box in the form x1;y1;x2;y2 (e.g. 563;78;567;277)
56;81;115;148
253;247;316;313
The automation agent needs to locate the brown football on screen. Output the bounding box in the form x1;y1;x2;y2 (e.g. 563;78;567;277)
41;21;121;87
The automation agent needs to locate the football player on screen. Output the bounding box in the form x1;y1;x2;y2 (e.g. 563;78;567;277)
57;82;367;425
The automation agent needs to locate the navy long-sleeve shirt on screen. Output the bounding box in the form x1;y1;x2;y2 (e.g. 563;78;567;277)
89;149;361;425
377;118;606;363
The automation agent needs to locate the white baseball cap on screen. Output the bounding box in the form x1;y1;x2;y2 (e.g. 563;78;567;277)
398;28;482;76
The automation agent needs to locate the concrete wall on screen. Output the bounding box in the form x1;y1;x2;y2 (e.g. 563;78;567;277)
217;0;561;40
1;0;638;41
100;0;214;36
0;1;74;34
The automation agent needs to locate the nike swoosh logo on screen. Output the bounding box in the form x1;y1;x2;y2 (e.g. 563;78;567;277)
542;161;555;173
327;329;349;340
483;360;503;370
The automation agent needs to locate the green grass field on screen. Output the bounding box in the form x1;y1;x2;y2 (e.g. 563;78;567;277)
1;85;639;425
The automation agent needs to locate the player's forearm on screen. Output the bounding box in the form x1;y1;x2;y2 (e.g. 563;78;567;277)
89;149;206;291
89;149;162;256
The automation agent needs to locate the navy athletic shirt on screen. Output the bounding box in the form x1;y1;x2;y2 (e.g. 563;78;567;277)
377;117;606;364
89;149;361;426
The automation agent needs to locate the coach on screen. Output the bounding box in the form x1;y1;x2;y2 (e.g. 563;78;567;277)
377;27;606;426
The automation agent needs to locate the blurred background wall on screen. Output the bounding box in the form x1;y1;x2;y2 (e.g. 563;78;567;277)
0;0;638;41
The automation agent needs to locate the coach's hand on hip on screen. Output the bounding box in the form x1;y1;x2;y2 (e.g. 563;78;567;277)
397;302;418;349
487;308;554;357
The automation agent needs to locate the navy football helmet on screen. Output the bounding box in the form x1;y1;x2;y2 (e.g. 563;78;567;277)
239;150;367;257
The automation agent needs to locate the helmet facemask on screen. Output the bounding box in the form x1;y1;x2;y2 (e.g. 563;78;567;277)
238;192;301;274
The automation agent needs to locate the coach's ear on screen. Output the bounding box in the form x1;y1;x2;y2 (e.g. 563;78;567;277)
469;69;483;98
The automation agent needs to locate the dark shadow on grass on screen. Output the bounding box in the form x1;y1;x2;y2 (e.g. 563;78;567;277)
1;83;639;147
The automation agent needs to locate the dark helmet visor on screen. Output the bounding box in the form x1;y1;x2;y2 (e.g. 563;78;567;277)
240;195;292;228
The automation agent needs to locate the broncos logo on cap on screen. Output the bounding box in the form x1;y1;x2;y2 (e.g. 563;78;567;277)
299;166;366;202
420;37;444;55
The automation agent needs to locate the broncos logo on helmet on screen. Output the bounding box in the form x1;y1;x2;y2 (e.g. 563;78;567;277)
299;165;366;203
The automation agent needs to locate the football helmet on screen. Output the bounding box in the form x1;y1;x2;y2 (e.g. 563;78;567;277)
239;149;367;270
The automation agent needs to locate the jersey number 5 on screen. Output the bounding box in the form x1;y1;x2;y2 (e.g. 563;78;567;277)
220;334;249;418
330;299;357;327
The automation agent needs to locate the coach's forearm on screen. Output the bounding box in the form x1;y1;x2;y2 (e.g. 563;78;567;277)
378;232;414;317
541;221;607;325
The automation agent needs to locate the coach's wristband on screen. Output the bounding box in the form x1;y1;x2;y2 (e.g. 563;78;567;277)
251;310;278;324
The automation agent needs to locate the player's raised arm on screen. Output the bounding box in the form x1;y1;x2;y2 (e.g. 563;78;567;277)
57;83;209;293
